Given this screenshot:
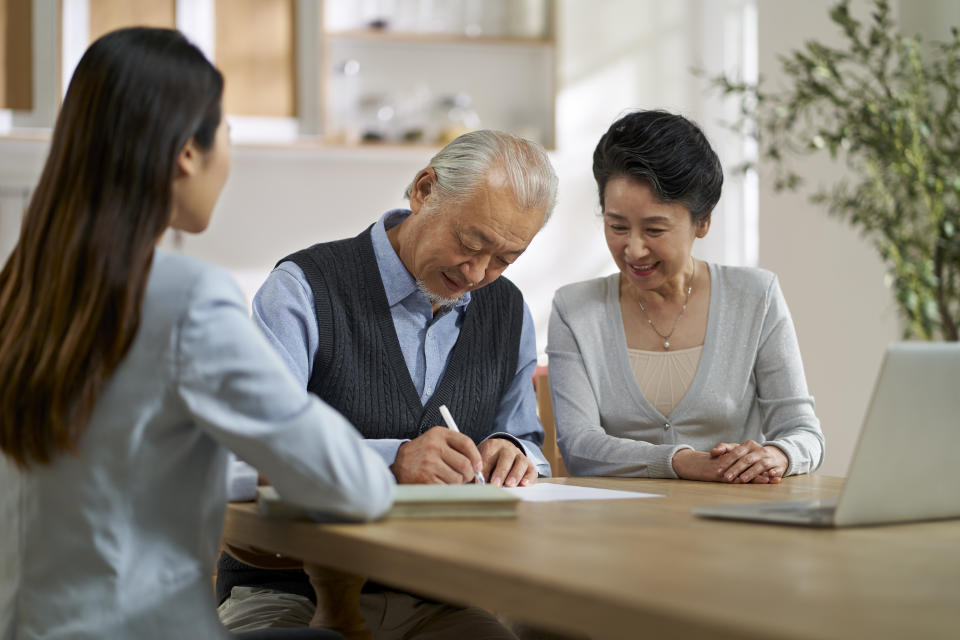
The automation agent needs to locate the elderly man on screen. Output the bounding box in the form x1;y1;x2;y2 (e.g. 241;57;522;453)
218;130;558;639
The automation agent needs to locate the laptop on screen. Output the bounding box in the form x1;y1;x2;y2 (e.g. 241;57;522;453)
692;342;960;527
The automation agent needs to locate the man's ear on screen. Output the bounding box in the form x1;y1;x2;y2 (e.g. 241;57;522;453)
409;168;436;214
176;138;200;178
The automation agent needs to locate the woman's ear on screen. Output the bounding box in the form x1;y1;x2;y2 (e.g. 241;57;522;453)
695;216;712;238
409;168;436;214
176;138;200;178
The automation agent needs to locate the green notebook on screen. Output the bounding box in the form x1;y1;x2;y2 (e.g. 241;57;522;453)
257;484;519;521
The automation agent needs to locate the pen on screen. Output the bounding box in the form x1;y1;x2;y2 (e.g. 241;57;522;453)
438;404;485;485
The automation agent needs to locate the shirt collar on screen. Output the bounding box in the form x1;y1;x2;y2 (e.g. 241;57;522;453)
370;209;472;310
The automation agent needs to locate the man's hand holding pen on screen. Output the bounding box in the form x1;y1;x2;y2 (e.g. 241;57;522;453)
390;426;483;485
389;405;538;487
439;404;535;487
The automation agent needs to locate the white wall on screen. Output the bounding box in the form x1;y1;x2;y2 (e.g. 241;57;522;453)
900;0;960;41
0;138;46;261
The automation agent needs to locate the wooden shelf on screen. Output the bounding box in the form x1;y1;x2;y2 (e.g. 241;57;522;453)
1;0;558;149
1;0;34;111
325;29;553;48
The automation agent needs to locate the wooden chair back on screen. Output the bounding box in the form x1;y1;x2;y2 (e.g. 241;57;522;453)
533;366;567;477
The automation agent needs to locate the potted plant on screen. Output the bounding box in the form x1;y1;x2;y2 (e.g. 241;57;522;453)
713;0;959;340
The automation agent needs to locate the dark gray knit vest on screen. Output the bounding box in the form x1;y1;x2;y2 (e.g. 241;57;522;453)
283;225;523;442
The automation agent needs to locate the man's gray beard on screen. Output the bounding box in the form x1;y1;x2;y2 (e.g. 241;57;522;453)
416;279;459;311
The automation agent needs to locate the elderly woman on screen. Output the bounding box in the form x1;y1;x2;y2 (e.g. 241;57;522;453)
547;110;824;483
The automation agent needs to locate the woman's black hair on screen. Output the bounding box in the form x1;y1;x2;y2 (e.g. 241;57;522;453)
0;27;223;467
592;110;723;223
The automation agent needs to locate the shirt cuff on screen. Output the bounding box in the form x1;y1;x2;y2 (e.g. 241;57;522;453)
364;438;409;467
226;456;259;502
761;440;796;476
483;433;552;478
664;444;695;479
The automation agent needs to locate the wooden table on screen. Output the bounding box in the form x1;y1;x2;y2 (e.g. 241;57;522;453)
221;476;960;639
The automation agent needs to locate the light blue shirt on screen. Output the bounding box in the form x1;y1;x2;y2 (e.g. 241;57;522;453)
252;210;550;476
1;251;395;639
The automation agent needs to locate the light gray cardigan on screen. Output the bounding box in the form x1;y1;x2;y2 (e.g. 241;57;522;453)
547;264;824;478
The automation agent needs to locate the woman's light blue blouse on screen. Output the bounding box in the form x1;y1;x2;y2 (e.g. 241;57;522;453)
1;250;395;639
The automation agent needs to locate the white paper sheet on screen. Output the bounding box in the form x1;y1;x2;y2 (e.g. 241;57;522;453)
503;483;662;502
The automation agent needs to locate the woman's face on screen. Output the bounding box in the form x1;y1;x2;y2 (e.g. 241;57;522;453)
170;117;231;234
602;176;709;295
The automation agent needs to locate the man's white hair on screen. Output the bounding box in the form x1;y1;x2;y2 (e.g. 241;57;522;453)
403;130;558;222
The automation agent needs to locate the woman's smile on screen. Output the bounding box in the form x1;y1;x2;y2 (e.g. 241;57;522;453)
627;260;660;277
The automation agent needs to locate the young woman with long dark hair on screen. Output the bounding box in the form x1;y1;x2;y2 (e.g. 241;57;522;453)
0;27;393;640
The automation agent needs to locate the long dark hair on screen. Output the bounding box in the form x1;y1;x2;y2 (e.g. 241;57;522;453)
0;28;223;467
593;110;723;223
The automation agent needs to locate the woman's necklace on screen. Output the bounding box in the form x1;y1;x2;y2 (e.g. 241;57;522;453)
634;259;695;350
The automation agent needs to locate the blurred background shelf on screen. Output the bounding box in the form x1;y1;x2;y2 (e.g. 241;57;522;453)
325;29;554;47
1;0;557;149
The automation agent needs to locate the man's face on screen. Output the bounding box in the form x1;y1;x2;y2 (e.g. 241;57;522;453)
398;169;546;308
